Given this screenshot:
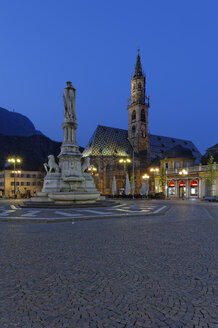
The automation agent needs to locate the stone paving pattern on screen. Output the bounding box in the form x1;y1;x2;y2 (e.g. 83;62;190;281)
0;201;217;327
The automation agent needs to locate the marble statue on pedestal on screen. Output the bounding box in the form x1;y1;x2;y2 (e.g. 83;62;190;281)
30;81;100;204
63;81;76;121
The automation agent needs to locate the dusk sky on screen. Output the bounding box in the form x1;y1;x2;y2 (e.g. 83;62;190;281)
0;0;217;154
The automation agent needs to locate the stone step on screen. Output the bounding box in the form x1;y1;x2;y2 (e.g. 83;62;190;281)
20;200;119;209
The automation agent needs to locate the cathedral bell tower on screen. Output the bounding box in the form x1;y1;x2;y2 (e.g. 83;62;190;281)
127;50;150;156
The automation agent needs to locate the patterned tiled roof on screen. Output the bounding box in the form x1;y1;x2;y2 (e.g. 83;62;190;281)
83;125;202;163
82;125;132;157
149;134;201;163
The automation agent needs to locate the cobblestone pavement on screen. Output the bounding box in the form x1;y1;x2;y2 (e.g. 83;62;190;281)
0;200;168;222
0;200;218;327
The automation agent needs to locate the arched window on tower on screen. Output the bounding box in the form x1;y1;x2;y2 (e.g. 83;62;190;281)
141;109;146;122
141;125;146;137
132;110;136;121
132;126;136;137
138;82;142;90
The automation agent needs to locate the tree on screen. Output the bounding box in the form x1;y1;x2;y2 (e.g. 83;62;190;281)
205;155;216;196
159;165;167;196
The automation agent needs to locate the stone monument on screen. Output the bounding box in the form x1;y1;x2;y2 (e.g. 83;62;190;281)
32;82;100;203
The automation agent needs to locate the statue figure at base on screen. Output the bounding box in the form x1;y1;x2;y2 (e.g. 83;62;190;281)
44;155;60;173
81;157;90;172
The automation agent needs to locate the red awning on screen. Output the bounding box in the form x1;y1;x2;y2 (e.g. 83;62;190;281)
169;181;175;187
190;180;198;187
179;180;186;187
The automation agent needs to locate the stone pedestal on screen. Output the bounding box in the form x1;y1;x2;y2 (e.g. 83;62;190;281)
42;172;61;193
58;118;86;193
83;172;99;192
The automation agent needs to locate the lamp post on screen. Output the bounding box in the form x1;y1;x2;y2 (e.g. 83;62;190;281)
142;173;150;198
7;157;21;198
179;169;188;200
119;158;131;171
150;168;159;195
119;158;131;192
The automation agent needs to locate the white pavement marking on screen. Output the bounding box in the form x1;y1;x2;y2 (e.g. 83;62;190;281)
0;210;16;216
82;209;107;215
116;208;129;212
22;211;41;217
10;205;18;210
153;206;166;214
55;211;82;217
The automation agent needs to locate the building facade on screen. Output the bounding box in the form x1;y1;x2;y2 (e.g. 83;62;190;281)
0;170;44;198
152;146;218;198
83;51;202;195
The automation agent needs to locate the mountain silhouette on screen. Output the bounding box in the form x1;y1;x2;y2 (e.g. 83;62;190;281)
0;107;42;136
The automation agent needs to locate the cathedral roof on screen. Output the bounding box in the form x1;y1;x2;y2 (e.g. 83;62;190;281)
163;145;194;159
207;143;218;151
82;125;132;157
149;134;201;163
82;125;202;164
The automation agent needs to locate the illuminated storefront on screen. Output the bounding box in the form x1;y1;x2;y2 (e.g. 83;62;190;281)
190;180;198;196
168;181;175;196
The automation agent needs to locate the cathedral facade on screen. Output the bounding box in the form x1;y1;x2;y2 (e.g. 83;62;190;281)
82;51;201;195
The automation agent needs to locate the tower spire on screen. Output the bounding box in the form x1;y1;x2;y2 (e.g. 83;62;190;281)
134;49;143;77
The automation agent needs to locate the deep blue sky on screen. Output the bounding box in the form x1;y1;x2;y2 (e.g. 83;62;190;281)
0;0;217;154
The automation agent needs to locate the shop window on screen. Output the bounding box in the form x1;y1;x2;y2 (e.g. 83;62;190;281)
168;181;175;196
190;180;198;196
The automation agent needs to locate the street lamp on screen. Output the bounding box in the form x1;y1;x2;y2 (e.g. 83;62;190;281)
7;157;22;198
119;158;131;191
87;165;97;175
150;168;159;173
119;158;131;169
179;169;188;200
150;168;159;195
142;173;150;180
